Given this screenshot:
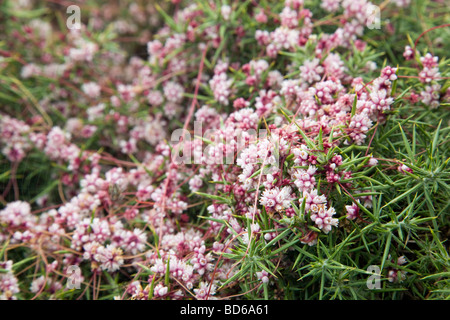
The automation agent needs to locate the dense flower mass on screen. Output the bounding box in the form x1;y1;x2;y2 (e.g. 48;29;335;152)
0;0;448;301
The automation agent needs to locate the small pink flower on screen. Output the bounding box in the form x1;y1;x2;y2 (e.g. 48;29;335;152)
256;270;269;283
348;112;373;145
345;202;360;220
368;157;378;166
221;5;232;21
292;166;317;192
280;6;298;29
255;11;268;23
310;206;339;234
300;58;324;84
403;45;414;60
381;66;398;82
233;97;250;109
81;82;101;99
260;186;294;213
420;53;439;68
398;164;413;174
418;66;440;83
163;81;184;103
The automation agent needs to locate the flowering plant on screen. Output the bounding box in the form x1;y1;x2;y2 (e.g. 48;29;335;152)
0;0;448;300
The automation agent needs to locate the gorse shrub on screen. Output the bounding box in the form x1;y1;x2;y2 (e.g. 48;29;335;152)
0;0;449;300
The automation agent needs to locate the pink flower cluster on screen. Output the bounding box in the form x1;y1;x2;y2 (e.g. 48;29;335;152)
0;0;445;300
